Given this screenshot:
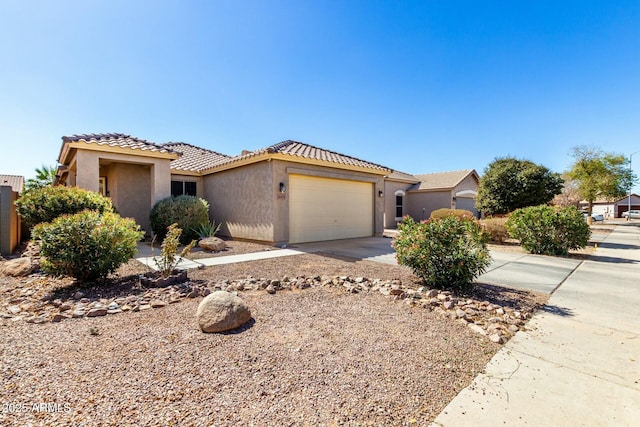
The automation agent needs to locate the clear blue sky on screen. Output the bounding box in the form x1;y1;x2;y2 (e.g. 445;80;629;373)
1;1;639;190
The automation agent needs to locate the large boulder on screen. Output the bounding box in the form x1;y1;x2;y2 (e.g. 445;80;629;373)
198;237;227;252
0;257;34;277
197;291;252;333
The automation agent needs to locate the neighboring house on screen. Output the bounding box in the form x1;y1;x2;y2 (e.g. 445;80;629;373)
580;194;640;218
56;134;389;245
0;174;24;255
383;169;480;227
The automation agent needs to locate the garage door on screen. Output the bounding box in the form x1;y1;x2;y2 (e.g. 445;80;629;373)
289;174;373;243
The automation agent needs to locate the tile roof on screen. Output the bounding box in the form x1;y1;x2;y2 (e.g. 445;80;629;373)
208;140;390;172
0;175;24;192
411;169;477;191
62;133;176;154
163;142;231;172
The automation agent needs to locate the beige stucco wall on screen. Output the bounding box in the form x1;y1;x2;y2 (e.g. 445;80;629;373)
202;159;386;244
0;186;20;255
203;161;274;242
101;163;153;233
452;174;479;217
406;190;452;221
383;180;413;228
65;149;172;234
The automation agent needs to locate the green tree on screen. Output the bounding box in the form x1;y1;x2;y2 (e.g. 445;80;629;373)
24;164;57;192
567;146;635;217
476;157;563;216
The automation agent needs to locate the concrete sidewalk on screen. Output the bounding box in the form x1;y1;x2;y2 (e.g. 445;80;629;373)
431;224;640;426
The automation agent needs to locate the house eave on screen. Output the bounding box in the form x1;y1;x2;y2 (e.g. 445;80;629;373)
59;141;179;165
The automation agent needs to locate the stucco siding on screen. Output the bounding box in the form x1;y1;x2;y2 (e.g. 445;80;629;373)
406;191;452;221
111;163;152;234
0;186;21;255
203;161;274;242
383;181;412;228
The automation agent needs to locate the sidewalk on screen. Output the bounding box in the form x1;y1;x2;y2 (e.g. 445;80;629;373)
430;224;640;426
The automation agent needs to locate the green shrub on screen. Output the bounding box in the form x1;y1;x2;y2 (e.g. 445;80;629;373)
32;211;144;282
393;216;491;293
479;217;509;243
506;205;590;255
149;195;210;244
430;208;476;221
15;186;114;227
154;223;196;277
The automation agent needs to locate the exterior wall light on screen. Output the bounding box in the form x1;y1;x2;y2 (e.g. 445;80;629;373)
279;182;286;193
378;190;384;197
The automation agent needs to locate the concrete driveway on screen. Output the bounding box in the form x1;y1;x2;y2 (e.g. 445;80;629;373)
290;236;398;265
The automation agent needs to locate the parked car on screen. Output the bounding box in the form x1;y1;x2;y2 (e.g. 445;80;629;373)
622;210;640;219
590;213;604;222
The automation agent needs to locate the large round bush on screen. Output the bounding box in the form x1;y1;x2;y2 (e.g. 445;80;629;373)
32;210;144;282
150;195;209;244
15;186;114;227
393;216;491;293
506;205;590;255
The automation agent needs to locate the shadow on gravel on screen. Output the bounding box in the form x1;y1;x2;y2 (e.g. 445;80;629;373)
472;283;546;312
540;304;574;317
220;318;256;335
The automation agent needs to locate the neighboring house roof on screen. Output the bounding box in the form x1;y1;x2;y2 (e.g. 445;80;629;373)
580;194;640;205
0;175;25;192
387;170;420;183
58;133;179;164
201;140;391;175
163;142;231;173
410;169;478;191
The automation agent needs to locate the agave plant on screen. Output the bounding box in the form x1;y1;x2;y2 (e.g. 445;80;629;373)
192;220;221;239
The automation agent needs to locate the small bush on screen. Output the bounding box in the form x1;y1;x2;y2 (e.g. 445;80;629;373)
393;216;491;293
153;223;196;277
506;205;590;255
430;208;476;221
16;186;114;227
32;211;144;282
480;217;509;243
149;195;209;244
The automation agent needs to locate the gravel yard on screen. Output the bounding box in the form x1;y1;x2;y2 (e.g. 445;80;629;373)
1;244;547;426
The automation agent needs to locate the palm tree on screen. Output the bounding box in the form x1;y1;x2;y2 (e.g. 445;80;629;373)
24;165;57;192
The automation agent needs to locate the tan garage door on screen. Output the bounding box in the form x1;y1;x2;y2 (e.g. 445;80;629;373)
289;174;373;244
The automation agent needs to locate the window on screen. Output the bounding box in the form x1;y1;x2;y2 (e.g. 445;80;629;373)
395;195;403;218
171;180;197;197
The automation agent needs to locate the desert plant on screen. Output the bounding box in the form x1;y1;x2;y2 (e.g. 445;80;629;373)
479;217;509;243
24;164;57;192
393;216;491;293
150;195;209;244
506;205;590;255
32;210;144;282
192;220;222;239
153;223;196;277
16;185;114;227
430;208;476;221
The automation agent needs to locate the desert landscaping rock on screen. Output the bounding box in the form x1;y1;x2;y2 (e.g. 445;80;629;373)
198;237;227;252
0;257;34;277
87;308;108;317
197;291;252;333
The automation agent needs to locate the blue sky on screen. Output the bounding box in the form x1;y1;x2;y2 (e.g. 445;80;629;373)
1;1;639;190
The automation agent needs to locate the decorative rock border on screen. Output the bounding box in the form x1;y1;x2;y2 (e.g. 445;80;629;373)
2;274;534;344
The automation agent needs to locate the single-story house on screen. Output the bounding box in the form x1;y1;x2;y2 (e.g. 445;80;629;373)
579;194;640;218
55;133;479;245
0;174;24;255
383;169;480;227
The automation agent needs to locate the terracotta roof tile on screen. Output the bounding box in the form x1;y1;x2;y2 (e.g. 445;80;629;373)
62;133;176;154
387;170;419;182
210;140;390;172
0;175;24;192
411;169;477;191
163;142;231;172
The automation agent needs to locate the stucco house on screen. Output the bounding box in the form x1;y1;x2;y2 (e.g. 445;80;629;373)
55;133;479;245
383;169;480;227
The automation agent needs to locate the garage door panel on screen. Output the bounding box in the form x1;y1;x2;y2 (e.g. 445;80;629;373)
289;175;373;243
